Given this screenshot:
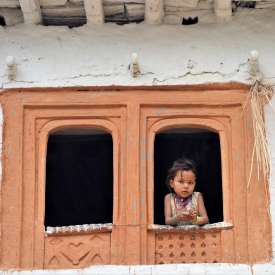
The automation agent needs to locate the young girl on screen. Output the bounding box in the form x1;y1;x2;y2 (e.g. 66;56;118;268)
164;158;209;226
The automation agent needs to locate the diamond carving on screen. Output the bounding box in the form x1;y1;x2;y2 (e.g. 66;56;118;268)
155;231;221;264
44;233;111;268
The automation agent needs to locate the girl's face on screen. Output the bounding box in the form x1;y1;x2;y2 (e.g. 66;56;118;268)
170;170;196;198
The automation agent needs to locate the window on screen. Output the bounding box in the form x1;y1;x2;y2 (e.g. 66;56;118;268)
0;86;271;269
45;128;113;227
154;128;223;225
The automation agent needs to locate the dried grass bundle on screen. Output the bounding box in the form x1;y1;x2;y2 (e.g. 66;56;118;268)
248;80;274;186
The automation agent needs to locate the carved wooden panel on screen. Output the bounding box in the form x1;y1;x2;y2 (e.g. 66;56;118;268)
0;86;272;268
44;233;111;268
155;232;221;264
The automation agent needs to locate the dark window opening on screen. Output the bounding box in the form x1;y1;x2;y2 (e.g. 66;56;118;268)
154;128;223;225
45;128;113;227
0;16;6;26
182;16;198;25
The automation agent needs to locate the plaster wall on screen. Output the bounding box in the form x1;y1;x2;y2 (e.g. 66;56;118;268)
0;8;275;275
0;10;275;88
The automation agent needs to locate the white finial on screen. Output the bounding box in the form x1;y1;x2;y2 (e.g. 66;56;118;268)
6;56;15;66
132;53;138;64
130;53;141;78
250;50;259;60
249;50;262;81
6;56;17;81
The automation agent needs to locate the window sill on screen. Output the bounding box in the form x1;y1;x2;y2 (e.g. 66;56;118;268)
45;223;112;236
148;221;233;233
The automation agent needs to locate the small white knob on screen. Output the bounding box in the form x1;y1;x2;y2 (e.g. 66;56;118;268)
250;50;259;60
6;56;15;66
131;53;138;64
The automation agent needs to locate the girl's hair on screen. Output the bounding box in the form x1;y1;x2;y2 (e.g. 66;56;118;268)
165;157;197;191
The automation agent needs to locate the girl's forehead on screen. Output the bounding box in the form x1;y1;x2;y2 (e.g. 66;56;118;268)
175;170;196;180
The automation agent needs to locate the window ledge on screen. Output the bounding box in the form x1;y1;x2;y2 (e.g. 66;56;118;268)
45;223;112;236
148;221;233;233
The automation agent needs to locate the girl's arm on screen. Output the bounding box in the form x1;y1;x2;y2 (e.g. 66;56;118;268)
195;193;209;225
164;194;177;225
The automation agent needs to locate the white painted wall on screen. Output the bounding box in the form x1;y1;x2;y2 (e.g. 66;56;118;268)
0;9;275;88
0;8;275;275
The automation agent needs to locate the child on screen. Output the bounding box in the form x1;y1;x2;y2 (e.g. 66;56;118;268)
164;158;209;226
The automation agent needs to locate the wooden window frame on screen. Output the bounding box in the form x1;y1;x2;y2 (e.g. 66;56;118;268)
0;85;271;269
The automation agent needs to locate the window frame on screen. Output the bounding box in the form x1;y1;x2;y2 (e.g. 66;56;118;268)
0;86;271;268
37;119;120;267
139;101;257;264
44;127;114;230
39;121;119;220
147;117;231;226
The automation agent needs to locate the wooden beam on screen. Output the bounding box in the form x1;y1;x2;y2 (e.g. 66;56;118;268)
214;0;232;22
145;0;164;24
40;0;67;7
84;0;104;25
0;0;20;8
19;0;41;24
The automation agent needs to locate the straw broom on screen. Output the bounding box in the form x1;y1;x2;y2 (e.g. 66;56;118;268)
247;51;274;187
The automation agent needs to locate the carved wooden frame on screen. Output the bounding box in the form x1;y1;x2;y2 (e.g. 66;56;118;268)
147;117;230;223
38;119;119;268
144;111;233;263
24;107;124;268
0;86;271;269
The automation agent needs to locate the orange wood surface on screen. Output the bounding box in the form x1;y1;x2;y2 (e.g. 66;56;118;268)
0;86;271;268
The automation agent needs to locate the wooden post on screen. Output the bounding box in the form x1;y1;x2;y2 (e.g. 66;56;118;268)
18;0;41;24
214;0;232;22
145;0;164;24
84;0;104;25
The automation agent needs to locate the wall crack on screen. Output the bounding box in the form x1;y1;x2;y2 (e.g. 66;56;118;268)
152;60;249;84
49;72;122;81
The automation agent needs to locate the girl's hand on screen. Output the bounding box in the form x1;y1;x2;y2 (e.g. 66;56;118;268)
189;208;197;220
176;210;193;222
